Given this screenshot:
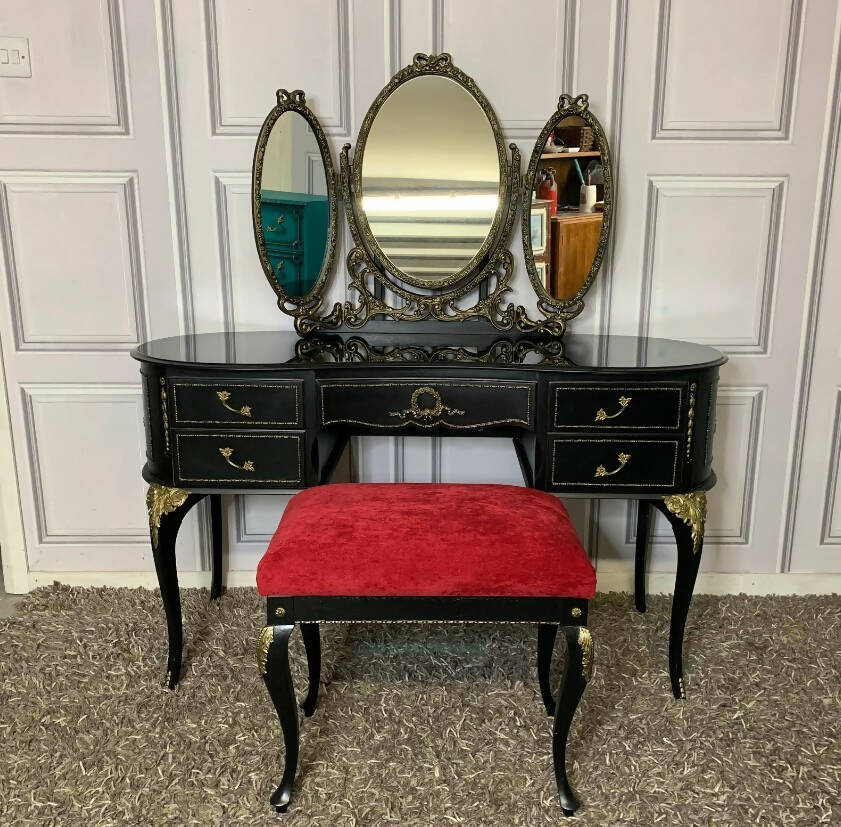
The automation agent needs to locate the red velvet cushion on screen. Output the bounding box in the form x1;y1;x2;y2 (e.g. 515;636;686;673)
256;483;595;599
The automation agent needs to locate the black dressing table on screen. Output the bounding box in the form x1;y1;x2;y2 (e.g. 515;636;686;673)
134;328;724;699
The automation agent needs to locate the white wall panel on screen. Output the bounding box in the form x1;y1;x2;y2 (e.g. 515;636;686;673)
0;0;128;134
824;389;841;543
206;0;350;135
641;177;784;354
0;173;146;349
653;0;801;139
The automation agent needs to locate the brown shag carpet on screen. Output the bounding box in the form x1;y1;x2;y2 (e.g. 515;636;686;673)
0;586;839;826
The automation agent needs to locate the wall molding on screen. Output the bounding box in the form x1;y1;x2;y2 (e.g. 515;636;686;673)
781;8;841;567
821;388;841;544
20;383;148;544
213;171;249;335
637;175;786;357
205;0;351;137
651;0;803;141
0;0;131;135
0;171;148;351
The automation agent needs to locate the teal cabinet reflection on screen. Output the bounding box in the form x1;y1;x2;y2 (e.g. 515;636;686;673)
260;189;328;297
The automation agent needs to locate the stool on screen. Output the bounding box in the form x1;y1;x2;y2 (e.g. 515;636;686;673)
255;483;596;814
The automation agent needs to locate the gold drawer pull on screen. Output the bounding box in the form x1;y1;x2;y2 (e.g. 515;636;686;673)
265;215;285;232
389;386;465;422
216;390;252;417
276;260;284;272
595;452;630;478
595;395;631;421
219;447;255;472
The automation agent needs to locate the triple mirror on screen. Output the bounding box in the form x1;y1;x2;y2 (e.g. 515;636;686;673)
252;55;612;334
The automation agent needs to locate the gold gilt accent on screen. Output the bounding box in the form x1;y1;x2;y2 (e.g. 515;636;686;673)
159;378;170;454
577;627;593;682
216;390;252;418
219;447;255;472
257;626;274;676
275;607;287;618
389;386;465;422
595;452;631;478
595;395;631;422
662;491;707;555
679;677;686;699
571;607;582;619
146;484;188;549
686;382;697;459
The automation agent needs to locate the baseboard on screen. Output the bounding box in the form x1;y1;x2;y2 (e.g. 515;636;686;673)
22;569;841;595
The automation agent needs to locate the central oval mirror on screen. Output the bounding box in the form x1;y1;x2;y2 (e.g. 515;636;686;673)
358;74;504;288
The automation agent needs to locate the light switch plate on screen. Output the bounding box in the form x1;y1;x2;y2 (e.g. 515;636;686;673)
0;37;31;78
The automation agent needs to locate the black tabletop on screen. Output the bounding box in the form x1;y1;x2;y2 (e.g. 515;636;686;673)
133;329;726;373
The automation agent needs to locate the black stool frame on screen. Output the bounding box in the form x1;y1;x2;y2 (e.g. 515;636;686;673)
258;594;593;815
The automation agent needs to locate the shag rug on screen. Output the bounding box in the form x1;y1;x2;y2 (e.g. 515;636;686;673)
0;586;839;826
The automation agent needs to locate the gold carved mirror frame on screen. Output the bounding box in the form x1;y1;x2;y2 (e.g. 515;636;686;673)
520;93;613;329
251;58;613;336
251;89;341;334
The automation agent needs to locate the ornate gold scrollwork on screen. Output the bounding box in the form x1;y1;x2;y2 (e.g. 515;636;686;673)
256;626;273;677
159;378;170;454
662;491;707;555
219;447;255;472
595;396;631;421
577;627;593;681
216;390;252;418
686;382;697;459
146;484;188;549
595;452;630;478
389;386;465;422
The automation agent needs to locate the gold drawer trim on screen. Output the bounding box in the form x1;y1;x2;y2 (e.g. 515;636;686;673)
174;433;303;484
320;381;533;429
552;385;683;429
172;382;301;426
551;438;679;487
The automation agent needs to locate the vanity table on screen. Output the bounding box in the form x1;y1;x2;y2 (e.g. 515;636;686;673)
135;328;724;700
135;52;725;704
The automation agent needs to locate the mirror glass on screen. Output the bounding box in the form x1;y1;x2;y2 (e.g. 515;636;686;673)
258;110;329;298
527;114;605;301
360;75;501;285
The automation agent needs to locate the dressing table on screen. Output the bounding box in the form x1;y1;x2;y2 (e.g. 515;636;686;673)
134;53;724;702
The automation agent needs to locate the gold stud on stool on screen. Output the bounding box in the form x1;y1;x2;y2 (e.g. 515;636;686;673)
274;607;286;618
571;607;582;618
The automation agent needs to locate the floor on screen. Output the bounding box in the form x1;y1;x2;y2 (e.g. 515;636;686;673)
1;585;839;825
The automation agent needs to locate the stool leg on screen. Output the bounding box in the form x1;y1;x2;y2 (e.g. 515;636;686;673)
300;623;321;717
553;625;592;816
537;624;558;716
259;624;299;812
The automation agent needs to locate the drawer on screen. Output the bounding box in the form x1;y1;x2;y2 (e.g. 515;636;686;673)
171;380;302;427
551;383;683;429
174;432;304;486
550;438;680;489
267;250;304;294
261;203;302;246
319;379;534;430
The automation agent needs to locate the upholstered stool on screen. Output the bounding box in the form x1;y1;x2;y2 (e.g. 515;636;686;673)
256;483;596;814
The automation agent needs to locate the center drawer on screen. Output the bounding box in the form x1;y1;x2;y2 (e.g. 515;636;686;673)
551;383;684;430
174;432;304;486
319;379;534;430
171;380;302;428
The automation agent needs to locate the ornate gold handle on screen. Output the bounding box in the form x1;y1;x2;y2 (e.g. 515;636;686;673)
388;386;465;422
265;215;285;232
216;390;252;417
595;452;630;478
595;396;631;421
219;447;255;472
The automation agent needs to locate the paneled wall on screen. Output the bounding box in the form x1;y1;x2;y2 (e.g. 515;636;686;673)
0;0;839;592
